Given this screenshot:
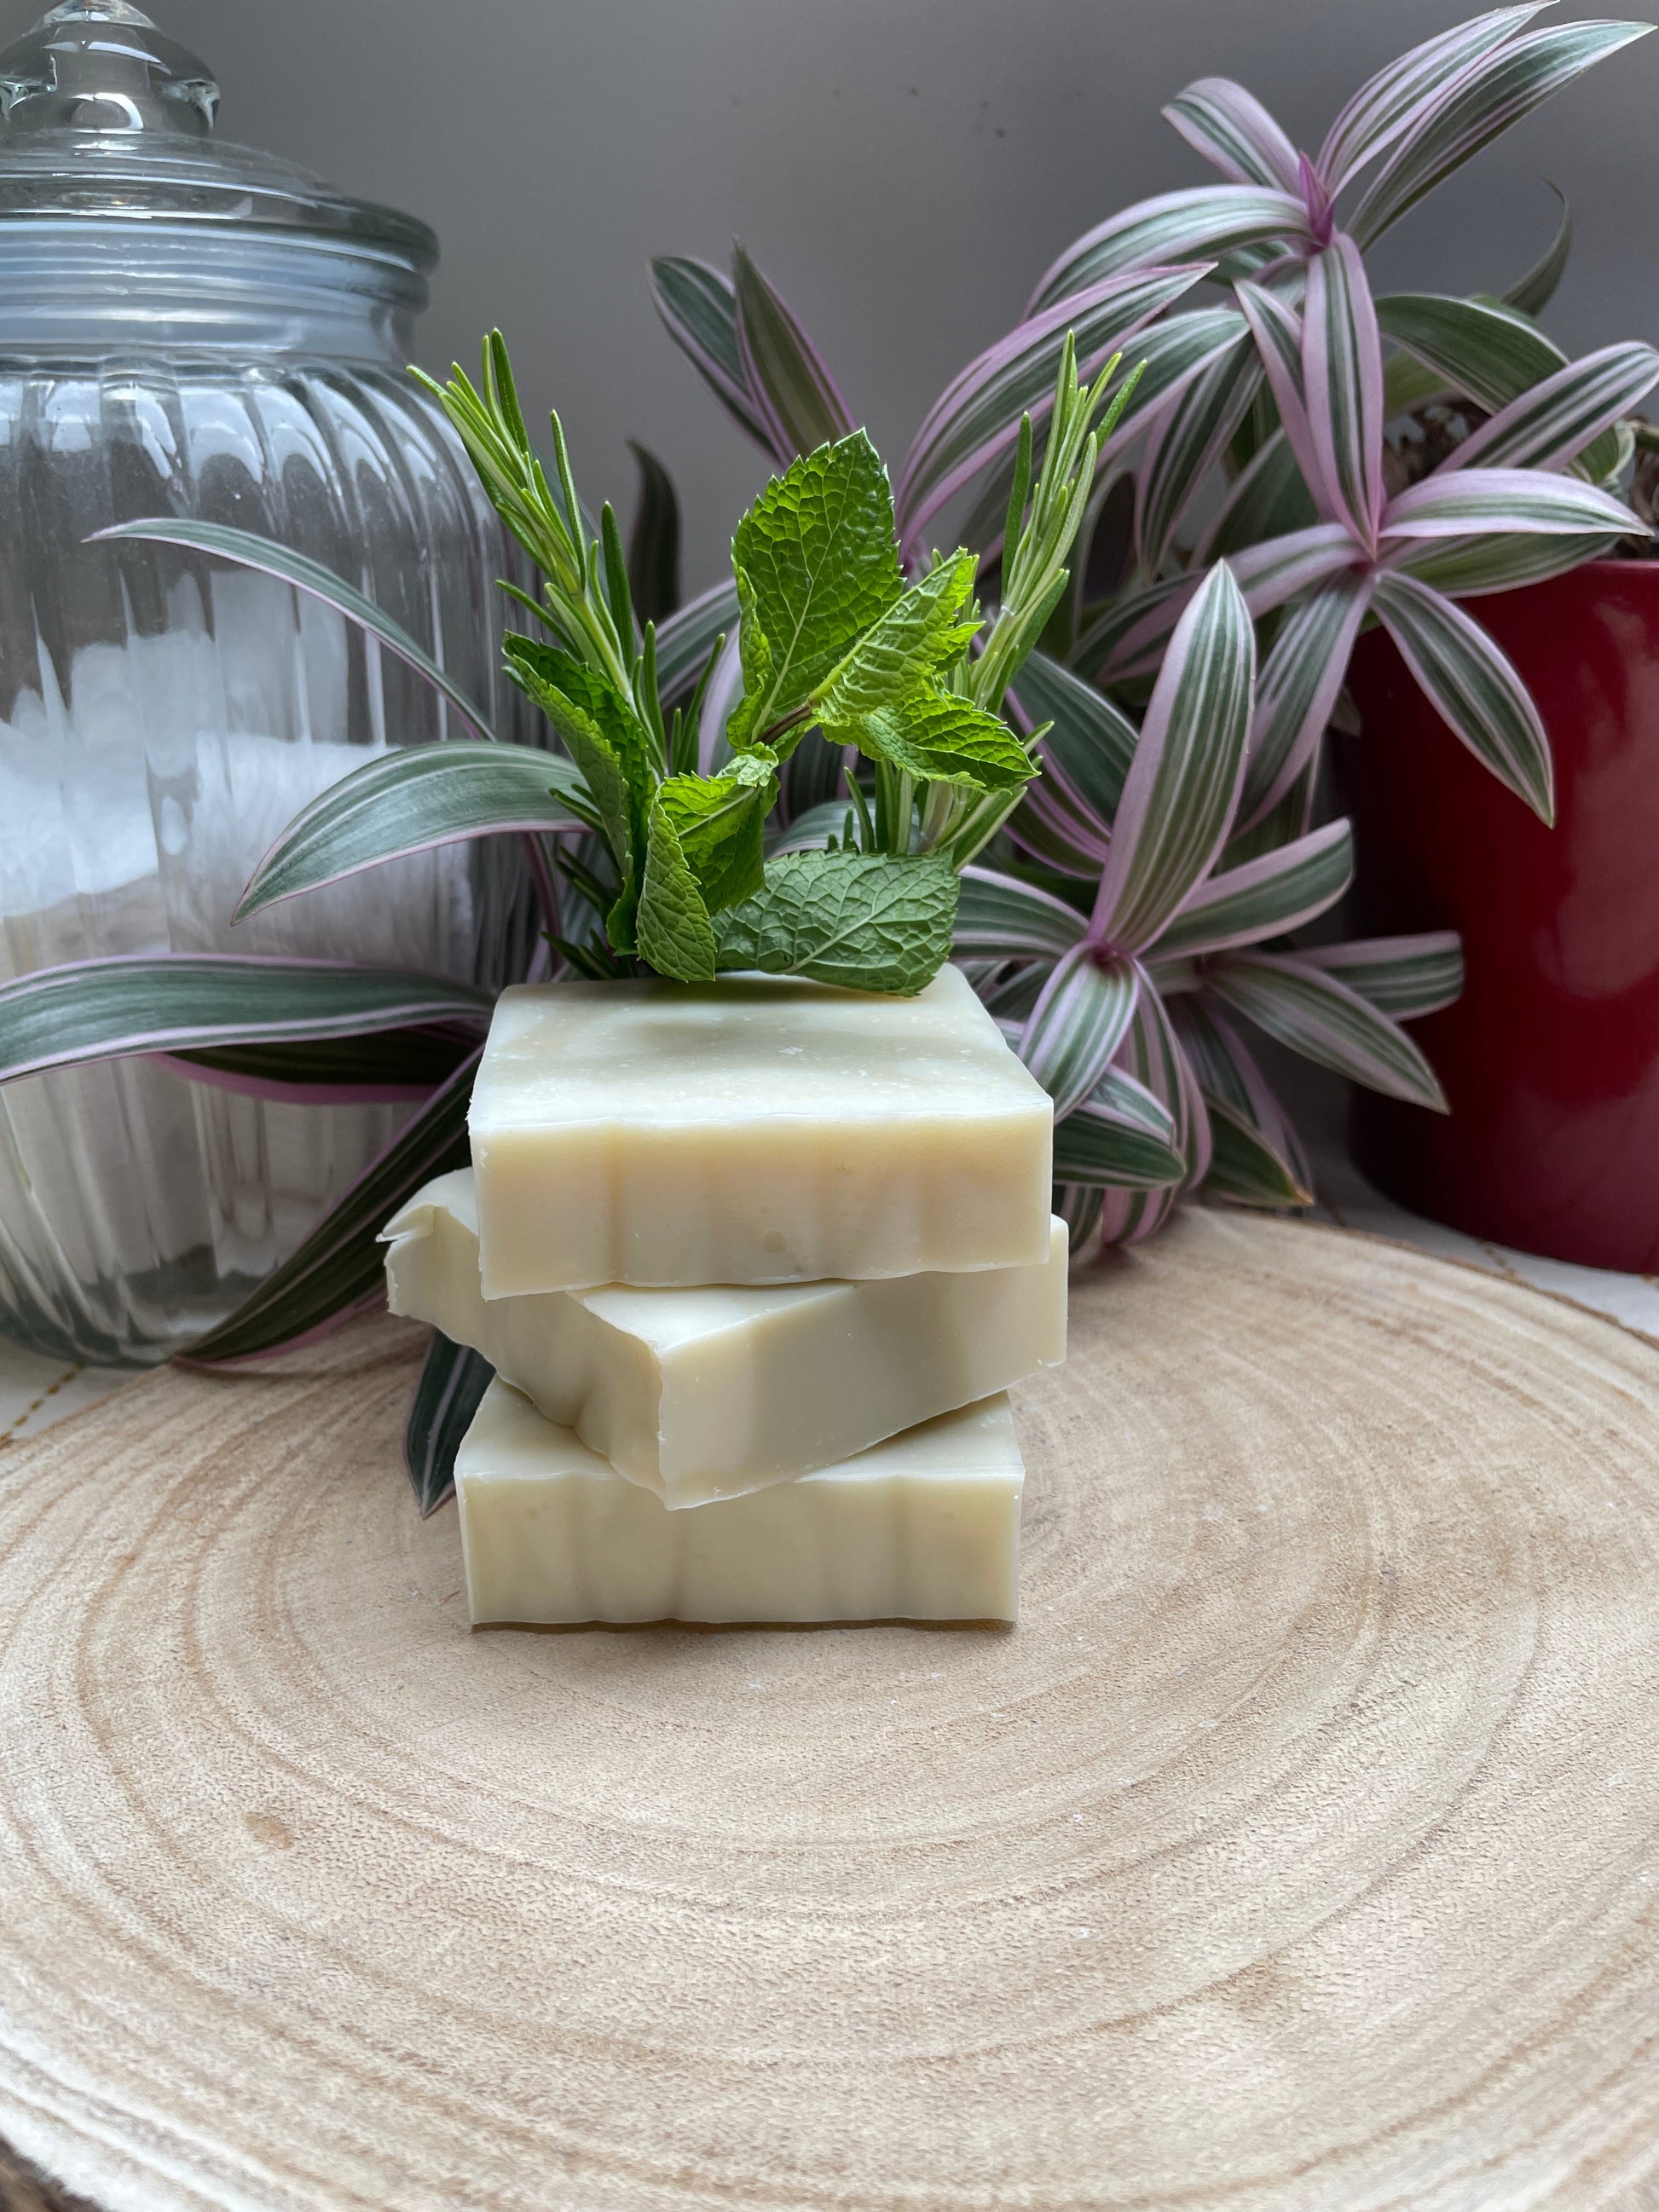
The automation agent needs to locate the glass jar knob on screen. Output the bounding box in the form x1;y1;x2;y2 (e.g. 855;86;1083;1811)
0;0;219;137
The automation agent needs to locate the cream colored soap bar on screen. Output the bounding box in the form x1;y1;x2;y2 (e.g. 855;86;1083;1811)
456;1381;1024;1625
384;1170;1066;1509
468;965;1054;1296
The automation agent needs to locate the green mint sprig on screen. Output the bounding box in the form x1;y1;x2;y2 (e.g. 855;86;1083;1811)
423;331;1136;993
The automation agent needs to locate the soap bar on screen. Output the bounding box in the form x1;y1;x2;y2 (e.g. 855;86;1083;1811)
384;1171;1066;1508
455;1381;1024;1625
467;964;1054;1296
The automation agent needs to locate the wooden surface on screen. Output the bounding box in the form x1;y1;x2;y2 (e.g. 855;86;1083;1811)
3;1211;1659;2211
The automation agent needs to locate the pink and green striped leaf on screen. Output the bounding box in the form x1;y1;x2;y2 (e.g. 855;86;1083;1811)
1317;6;1546;194
1297;932;1465;1019
1018;943;1140;1120
403;1331;494;1516
1234;279;1326;514
234;742;595;919
1012;648;1136;828
1348;21;1650;248
1303;237;1384;552
1090;562;1256;952
895;264;1209;554
0;956;492;1084
1053;1066;1187;1189
1171;996;1313;1206
954;868;1088;961
1136;326;1263;573
1504;183;1573;317
649;256;773;455
1240;568;1373;826
1390;529;1622;598
1154;817;1354;960
183;1050;481;1366
1441;342;1659;476
732;244;855;463
90;520;497;742
1028;187;1306;315
1381;469;1639;541
1097;984;1210;1244
1207;950;1449;1108
1197;428;1320;563
1372;569;1553;819
1163;78;1302;192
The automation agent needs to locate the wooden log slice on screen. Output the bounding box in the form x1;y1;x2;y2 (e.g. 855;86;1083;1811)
3;1210;1659;2212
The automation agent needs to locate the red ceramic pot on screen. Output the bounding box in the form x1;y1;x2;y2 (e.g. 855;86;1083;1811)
1344;559;1659;1273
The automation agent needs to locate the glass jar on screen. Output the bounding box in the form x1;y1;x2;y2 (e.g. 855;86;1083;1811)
0;1;532;1365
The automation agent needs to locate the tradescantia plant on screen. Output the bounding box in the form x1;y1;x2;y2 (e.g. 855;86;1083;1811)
653;3;1657;1250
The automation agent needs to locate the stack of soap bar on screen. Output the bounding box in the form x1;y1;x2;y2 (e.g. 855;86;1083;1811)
389;967;1061;1627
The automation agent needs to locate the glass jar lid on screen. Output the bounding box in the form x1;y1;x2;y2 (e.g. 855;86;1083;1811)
0;0;436;270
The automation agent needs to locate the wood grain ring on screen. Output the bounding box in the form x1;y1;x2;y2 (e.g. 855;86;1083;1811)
2;1210;1658;2211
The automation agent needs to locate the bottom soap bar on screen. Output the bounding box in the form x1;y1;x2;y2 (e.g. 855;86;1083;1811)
456;1381;1024;1626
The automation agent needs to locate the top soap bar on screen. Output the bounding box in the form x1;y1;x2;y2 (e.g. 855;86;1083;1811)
469;964;1054;1295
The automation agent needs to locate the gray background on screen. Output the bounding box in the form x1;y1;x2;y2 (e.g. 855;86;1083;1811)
7;0;1655;586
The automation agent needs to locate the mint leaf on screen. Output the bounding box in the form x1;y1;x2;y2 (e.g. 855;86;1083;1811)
505;635;655;951
637;803;719;982
834;689;1038;792
816;552;980;723
726;432;903;748
714;850;959;996
655;751;777;915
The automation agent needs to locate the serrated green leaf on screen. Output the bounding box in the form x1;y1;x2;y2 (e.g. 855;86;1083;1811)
656;754;776;915
715;850;957;995
637;800;719;983
835;690;1036;793
503;635;656;950
727;433;903;748
817;553;980;722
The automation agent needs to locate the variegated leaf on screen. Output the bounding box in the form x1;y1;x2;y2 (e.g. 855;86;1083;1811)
1171;996;1314;1204
1303;237;1385;552
1505;182;1573;317
0;956;491;1083
1234;279;1327;514
1028;187;1306;315
649;256;772;453
1136;327;1263;572
184;1052;481;1364
1012;649;1136;829
91;520;496;742
1197;427;1319;562
404;1331;494;1516
1090;563;1255;952
236;742;596;918
1097;983;1210;1243
1163;78;1302;191
732;244;855;463
1390;530;1622;598
1053;1066;1187;1189
1381;469;1639;541
1018;944;1139;1120
1372;569;1552;819
895;265;1208;555
1239;569;1373;826
1207;950;1449;1107
1349;21;1651;248
1055;1181;1107;1254
1317;5;1546;193
1298;932;1465;1019
954;868;1088;961
1154;818;1354;960
655;578;740;702
1441;343;1659;475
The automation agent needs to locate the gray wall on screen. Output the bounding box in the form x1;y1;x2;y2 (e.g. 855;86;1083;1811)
8;0;1656;587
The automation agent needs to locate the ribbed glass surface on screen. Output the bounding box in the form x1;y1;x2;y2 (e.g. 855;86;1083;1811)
0;318;532;1364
